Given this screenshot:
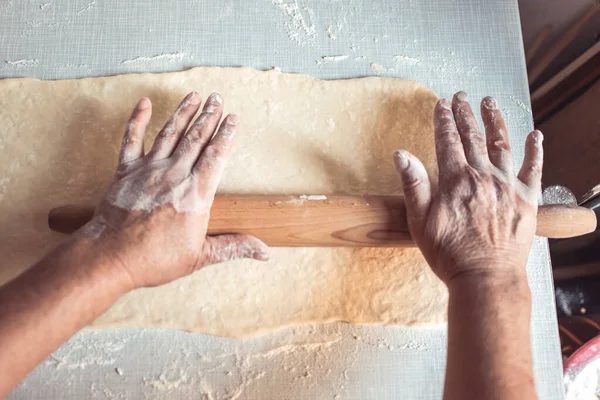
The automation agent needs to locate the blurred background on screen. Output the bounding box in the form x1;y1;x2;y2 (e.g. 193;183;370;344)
519;0;600;360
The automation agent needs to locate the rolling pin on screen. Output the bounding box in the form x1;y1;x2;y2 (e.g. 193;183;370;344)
48;195;597;247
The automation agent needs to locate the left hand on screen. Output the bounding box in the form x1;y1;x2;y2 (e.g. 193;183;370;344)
393;92;542;285
77;92;269;289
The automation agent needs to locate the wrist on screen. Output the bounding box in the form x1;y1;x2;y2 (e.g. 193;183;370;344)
58;236;135;296
447;268;531;301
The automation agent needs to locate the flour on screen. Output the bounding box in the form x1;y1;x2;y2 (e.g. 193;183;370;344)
369;62;393;74
45;332;132;371
321;55;349;62
20;324;446;399
54;63;92;72
299;195;327;200
205;92;223;112
326;24;336;40
78;216;107;240
120;52;188;65
509;95;532;114
565;356;600;400
271;0;316;47
5;59;39;67
76;0;95;15
105;169;211;214
248;338;342;360
393;55;420;65
144;370;189;390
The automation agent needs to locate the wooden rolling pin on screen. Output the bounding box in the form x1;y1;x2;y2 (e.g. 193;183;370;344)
48;195;597;247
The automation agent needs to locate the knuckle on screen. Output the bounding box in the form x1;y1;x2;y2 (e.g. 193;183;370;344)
402;175;423;192
455;167;481;192
464;129;484;143
191;114;213;132
438;129;461;145
489;138;510;151
204;145;224;160
121;134;133;147
184;131;203;146
126;118;137;132
176;135;193;155
159;119;176;138
526;163;542;176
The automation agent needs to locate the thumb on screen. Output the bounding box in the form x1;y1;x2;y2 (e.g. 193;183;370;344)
393;150;432;229
200;234;270;267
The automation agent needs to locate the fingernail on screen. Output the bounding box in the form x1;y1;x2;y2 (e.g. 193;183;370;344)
137;97;150;110
455;91;468;102
532;130;544;143
210;92;223;105
228;114;239;125
188;91;201;105
439;98;451;110
204;93;223;113
482;97;497;110
393;150;410;169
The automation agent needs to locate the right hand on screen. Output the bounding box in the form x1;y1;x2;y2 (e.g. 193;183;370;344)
77;92;269;290
393;92;543;285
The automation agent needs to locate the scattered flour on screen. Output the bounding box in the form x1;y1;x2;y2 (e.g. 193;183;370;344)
370;63;393;74
271;0;317;47
321;55;349;62
5;59;39;67
299;195;327;200
76;0;95;15
393;54;420;65
326;24;336;40
144;370;189;390
509;95;532;114
120;52;188;65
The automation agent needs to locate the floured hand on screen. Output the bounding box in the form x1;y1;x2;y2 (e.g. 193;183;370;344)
78;92;269;289
394;92;543;285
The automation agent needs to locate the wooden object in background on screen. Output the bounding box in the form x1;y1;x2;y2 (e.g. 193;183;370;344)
540;79;600;199
526;24;553;66
48;195;597;246
528;2;600;86
531;41;600;122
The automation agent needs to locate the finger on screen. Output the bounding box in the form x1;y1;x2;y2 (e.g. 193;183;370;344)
119;97;152;165
172;93;224;168
147;91;202;161
201;234;270;266
517;130;544;193
434;99;467;181
451;92;488;168
481;96;513;174
393;150;432;231
193;114;239;199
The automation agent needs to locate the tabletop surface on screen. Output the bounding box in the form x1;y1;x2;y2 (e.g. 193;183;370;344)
1;1;563;399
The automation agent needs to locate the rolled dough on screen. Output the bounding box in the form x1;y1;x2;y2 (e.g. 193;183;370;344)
0;67;448;338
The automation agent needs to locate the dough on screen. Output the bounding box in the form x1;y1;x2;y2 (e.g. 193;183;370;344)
0;67;448;338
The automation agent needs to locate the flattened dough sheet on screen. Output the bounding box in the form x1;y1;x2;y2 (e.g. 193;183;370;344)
0;67;447;337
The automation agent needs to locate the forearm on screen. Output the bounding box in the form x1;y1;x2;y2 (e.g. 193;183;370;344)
444;270;536;400
0;238;130;397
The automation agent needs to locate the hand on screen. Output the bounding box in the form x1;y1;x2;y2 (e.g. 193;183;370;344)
77;92;269;289
394;92;543;284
